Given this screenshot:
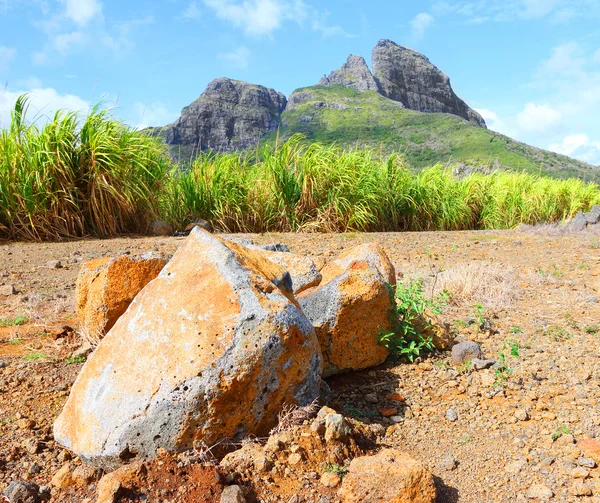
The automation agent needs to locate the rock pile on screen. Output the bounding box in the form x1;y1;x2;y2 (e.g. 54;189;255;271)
54;230;445;501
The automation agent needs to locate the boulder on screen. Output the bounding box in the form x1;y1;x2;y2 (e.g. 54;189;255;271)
319;242;396;287
568;211;587;232
75;252;169;339
258;249;322;295
54;228;322;469
338;449;436;503
299;259;393;377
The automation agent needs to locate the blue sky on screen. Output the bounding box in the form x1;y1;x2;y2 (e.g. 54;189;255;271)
1;0;600;164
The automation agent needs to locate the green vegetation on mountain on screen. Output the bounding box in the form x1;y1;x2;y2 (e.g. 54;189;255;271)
269;85;597;181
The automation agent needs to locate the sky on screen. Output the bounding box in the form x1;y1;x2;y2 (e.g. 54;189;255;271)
1;0;600;165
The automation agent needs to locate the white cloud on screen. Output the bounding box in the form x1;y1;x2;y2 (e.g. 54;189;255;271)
202;0;349;38
549;134;600;164
0;46;16;71
61;0;103;26
133;101;179;129
410;13;434;41
475;108;509;134
0;86;90;129
33;31;86;65
218;46;251;69
521;0;561;18
183;1;202;20
516;103;561;133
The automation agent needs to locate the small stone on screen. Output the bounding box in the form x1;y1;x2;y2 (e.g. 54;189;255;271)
579;457;596;468
2;480;40;503
555;434;575;446
515;409;529;421
288;452;303;465
526;483;553;499
72;464;102;486
264;436;283;453
96;475;121;503
23;438;42;454
446;408;458;422
220;485;246;503
365;393;378;403
324;414;352;443
320;471;341;488
586;296;599;303
441;456;457;471
571;481;592;496
472;358;496;370
50;462;74;488
0;360;6;368
28;463;42;475
571;467;590;479
452;341;484;364
390;415;403;423
0;284;15;296
57;450;72;463
69;342;93;360
47;260;62;269
16;419;36;430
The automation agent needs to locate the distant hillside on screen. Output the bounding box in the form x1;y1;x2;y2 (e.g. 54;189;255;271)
269;84;597;181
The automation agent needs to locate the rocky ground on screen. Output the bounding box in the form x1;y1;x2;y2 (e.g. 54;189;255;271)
2;227;600;502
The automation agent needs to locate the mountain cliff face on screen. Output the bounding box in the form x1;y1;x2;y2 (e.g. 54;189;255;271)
372;40;486;127
318;55;380;93
163;78;286;153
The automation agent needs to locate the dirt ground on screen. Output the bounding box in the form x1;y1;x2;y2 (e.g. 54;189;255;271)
2;228;600;502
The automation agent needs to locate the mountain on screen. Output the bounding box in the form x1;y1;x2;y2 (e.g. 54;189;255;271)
153;39;598;181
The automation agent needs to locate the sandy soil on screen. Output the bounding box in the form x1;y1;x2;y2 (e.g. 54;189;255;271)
2;228;600;502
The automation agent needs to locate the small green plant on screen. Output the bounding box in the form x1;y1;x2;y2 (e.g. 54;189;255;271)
494;349;513;387
578;262;590;270
7;337;23;345
550;263;563;278
434;359;449;370
552;424;572;441
0;314;27;327
505;340;520;358
589;237;600;250
23;352;47;361
377;280;436;362
509;326;523;334
545;324;573;341
585;325;600;335
65;355;87;365
453;319;468;330
457;434;472;445
472;302;485;328
324;463;348;477
341;404;378;419
457;359;472;375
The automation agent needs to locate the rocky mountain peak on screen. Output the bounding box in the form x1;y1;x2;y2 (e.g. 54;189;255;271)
372;39;486;127
163;78;286;153
318;54;380;92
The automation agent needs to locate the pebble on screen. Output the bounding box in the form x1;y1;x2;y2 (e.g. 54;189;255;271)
571;481;592;496
579;457;596;468
526;483;553;499
0;360;6;368
515;409;529;422
364;393;378;404
446;408;458;422
47;260;62;269
441;456;457;471
0;283;15;296
452;341;484;364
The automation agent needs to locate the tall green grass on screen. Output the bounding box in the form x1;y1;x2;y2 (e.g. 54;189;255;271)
0;96;169;240
1;98;599;240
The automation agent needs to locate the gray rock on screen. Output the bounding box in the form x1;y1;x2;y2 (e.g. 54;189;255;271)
2;480;40;503
0;360;6;368
220;485;246;503
569;211;587;232
471;358;496;370
318;55;380;92
256;243;291;253
446;408;458;422
47;260;62;269
584;205;600;224
324;414;352;443
163;78;286;153
452;341;484;364
372;39;486;127
578;457;596;468
586;296;599;303
526;483;553;500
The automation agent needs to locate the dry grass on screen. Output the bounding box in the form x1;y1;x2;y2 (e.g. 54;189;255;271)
26;294;74;327
77;324;104;347
269;399;320;436
432;261;519;308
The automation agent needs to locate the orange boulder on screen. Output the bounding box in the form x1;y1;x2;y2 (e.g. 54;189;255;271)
338;449;436;503
76;253;169;340
299;259;393;377
55;229;322;469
